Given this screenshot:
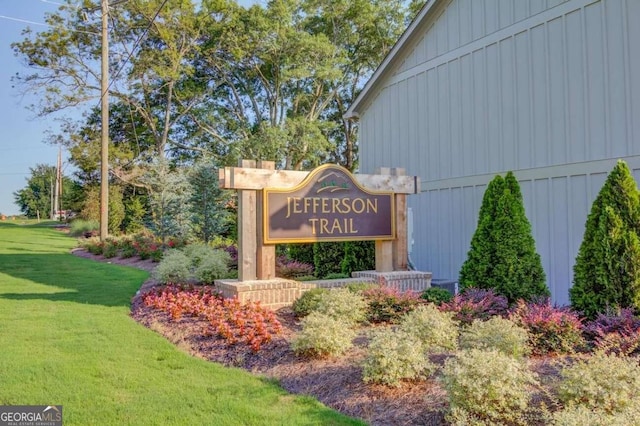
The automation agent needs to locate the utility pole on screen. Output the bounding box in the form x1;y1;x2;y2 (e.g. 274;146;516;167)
100;0;109;240
53;147;61;220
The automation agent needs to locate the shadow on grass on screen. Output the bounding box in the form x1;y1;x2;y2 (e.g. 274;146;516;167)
0;253;149;307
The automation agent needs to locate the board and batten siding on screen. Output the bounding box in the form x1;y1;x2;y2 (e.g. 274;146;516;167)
357;0;640;304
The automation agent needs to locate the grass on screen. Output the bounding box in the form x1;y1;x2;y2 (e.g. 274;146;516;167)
0;222;362;425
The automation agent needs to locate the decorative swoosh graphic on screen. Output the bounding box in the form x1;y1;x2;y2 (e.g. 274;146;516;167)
317;186;348;193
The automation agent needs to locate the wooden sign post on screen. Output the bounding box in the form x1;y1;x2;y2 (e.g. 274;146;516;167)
219;162;420;282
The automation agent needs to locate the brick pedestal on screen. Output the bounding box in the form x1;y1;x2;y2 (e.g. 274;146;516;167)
214;279;302;310
351;270;432;292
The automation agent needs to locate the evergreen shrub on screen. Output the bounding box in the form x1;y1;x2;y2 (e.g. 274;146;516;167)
421;287;453;305
292;288;328;317
459;317;530;358
313;242;344;278
341;240;375;276
399;304;459;352
362;328;435;387
291;312;355;358
459;172;549;302
570;160;640;319
557;351;640;415
323;272;350;280
285;243;315;266
441;349;538;425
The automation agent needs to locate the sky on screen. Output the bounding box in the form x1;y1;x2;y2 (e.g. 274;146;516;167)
0;0;73;215
0;0;259;216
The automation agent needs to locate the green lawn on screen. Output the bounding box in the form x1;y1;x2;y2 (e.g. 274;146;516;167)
0;222;363;425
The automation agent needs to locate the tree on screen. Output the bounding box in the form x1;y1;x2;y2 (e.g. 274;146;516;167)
188;159;233;242
459;172;548;303
459;175;505;290
140;156;191;244
303;0;409;170
14;164;80;219
12;0;418;200
570;160;640;318
341;241;375;276
80;185;126;234
492;172;548;302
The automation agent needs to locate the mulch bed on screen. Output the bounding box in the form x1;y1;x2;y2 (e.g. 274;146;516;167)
72;248;567;426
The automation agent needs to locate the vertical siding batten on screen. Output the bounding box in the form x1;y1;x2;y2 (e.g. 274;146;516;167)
356;0;639;303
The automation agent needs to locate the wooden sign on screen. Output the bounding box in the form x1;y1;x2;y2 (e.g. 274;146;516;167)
263;164;395;243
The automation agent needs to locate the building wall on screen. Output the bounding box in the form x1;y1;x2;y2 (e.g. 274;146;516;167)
358;0;640;304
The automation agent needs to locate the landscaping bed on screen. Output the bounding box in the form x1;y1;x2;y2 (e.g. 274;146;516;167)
74;250;572;425
73;249;640;425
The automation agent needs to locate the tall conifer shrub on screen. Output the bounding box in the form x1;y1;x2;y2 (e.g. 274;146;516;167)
459;172;548;302
570;160;640;319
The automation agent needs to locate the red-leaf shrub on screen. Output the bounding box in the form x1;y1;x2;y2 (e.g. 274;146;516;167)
509;299;584;355
276;256;314;279
583;308;640;355
440;288;509;325
362;286;421;324
142;285;282;352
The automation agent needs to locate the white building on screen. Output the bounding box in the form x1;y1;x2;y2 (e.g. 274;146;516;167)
345;0;640;305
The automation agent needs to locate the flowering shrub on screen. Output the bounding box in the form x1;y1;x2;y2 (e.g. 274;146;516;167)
80;237;104;255
459;317;530;358
509;299;584;355
440;288;509;326
399;304;459;352
362;286;422;324
557;351;640;414
316;288;368;325
362;328;435;387
166;236;188;250
583;308;640;355
291;312;355;358
142;285;282;352
119;236;137;258
441;349;538;425
133;232;163;261
275;256;314;279
102;237;120;258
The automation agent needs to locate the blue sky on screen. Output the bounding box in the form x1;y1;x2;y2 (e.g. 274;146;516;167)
0;0;71;215
0;0;258;216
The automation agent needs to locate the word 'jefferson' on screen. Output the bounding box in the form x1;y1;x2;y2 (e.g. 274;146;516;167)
285;196;378;218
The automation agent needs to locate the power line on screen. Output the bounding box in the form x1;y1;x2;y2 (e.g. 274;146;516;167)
0;14;100;35
97;0;170;106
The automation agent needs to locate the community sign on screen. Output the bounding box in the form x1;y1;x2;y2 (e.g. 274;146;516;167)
263;164;395;244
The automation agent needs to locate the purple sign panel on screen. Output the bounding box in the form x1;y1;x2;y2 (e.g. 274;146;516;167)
263;164;395;244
